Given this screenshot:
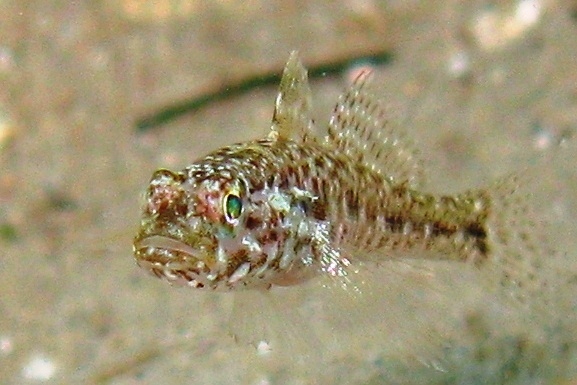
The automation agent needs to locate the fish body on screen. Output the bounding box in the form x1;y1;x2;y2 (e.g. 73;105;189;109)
133;52;534;294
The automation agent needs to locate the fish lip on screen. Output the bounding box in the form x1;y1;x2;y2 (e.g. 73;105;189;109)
134;235;200;258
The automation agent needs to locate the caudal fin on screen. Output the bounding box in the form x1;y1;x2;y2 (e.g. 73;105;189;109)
482;168;556;305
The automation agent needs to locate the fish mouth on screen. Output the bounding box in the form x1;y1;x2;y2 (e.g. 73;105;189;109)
134;235;200;259
133;234;204;272
133;235;215;288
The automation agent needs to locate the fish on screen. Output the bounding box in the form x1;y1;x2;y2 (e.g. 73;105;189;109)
132;52;548;349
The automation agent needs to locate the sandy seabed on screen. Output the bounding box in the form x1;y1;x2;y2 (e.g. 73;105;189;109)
1;1;577;384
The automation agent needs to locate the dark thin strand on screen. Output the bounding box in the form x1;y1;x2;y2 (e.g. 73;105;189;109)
135;51;393;132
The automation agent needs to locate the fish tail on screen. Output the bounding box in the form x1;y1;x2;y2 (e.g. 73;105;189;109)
482;169;554;304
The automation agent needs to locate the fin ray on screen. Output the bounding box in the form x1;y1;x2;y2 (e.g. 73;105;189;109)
270;51;315;143
327;72;424;188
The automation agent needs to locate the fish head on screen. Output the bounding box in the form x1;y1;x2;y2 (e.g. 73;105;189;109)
133;158;285;291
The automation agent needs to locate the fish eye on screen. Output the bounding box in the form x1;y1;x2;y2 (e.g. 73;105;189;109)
224;192;243;223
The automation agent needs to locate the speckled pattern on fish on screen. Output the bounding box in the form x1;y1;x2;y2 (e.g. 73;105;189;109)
133;52;537;294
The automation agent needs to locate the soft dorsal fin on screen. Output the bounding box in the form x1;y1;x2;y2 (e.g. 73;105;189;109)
270;51;315;143
326;73;424;189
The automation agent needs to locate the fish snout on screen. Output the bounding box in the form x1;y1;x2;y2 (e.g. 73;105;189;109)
145;169;189;220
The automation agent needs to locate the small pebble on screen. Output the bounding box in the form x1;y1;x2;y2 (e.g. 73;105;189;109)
22;354;57;381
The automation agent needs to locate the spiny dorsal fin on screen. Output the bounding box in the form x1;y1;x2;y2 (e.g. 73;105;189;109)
326;72;424;189
270;51;315;143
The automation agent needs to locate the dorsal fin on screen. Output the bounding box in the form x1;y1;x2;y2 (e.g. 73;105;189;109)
270;51;315;143
326;72;424;189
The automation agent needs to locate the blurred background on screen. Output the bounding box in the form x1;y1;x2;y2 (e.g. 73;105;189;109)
1;1;577;384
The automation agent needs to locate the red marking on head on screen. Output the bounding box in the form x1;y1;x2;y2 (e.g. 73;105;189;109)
146;174;188;218
195;189;222;222
148;184;179;214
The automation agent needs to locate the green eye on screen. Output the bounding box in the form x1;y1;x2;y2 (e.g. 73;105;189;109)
224;193;243;222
